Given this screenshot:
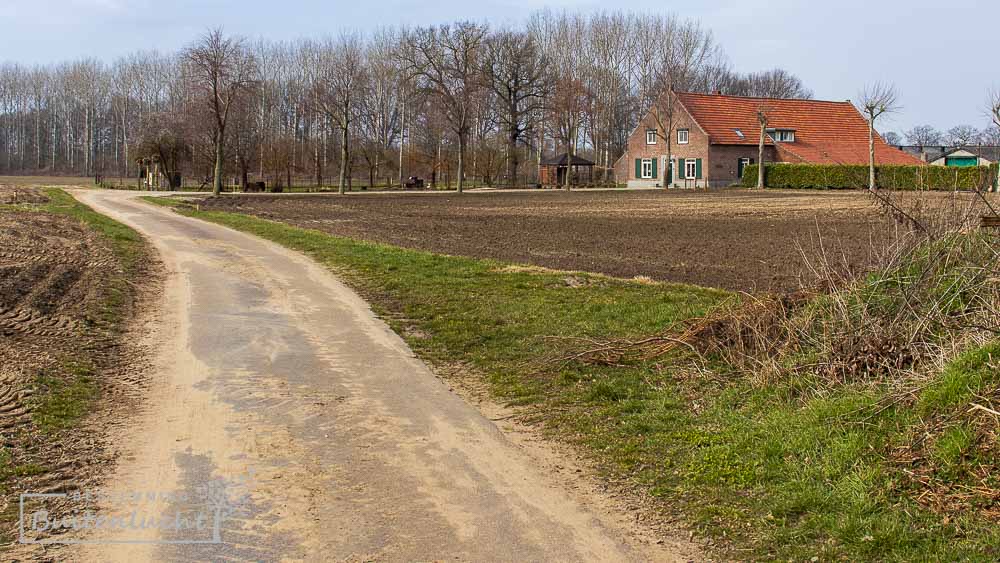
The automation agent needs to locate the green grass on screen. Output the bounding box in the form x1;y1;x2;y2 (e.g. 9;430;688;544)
143;195;1000;561
30;361;99;433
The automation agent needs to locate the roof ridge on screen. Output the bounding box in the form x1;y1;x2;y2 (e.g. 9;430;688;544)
676;91;851;105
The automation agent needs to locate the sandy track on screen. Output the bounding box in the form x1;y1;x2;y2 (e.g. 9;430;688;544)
66;190;698;562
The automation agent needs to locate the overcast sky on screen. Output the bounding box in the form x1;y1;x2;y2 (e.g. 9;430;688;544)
4;0;998;135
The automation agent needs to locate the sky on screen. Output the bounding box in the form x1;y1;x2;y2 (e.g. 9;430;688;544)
3;0;998;136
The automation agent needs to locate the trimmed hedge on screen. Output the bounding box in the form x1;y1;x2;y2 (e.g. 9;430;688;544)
740;163;1000;191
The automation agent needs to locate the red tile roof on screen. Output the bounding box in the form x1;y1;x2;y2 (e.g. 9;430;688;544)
676;92;924;165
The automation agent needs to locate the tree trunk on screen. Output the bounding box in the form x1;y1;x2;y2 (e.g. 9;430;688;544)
666;129;673;190
315;144;322;188
339;125;348;195
868;120;876;191
757;123;766;190
457;132;466;194
213;134;224;196
507;130;518;188
564;123;575;191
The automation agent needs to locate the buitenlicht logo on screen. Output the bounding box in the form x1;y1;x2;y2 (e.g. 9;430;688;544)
19;470;255;545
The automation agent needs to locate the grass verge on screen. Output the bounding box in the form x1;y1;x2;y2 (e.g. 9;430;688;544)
0;189;148;514
144;195;1000;561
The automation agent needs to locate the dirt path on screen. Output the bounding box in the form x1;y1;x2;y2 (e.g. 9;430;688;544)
66;189;698;562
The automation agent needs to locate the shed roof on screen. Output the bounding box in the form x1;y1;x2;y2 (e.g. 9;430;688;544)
540;153;595;167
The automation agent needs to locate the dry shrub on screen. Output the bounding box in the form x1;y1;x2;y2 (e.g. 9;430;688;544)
548;189;1000;389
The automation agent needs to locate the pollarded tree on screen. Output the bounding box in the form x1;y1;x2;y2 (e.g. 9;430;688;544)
184;28;257;196
756;103;770;189
857;82;899;191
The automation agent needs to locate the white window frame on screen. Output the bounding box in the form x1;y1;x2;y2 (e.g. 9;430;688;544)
684;158;697;179
677;129;690;145
769;129;795;143
646;129;658;145
640;159;653;179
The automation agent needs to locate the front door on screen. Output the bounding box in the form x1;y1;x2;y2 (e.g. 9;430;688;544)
738;158;751;180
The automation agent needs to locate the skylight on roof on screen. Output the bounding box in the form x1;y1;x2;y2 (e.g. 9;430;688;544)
734;128;745;139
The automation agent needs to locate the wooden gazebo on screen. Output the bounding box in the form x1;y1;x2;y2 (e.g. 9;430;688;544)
539;153;595;187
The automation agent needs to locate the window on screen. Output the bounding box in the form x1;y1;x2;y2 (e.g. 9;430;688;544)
767;129;795;143
677;129;689;144
685;158;697;179
641;159;653;179
733;128;745;139
646;129;657;145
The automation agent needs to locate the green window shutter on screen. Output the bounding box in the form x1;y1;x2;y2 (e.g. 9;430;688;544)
667;160;673;183
635;159;641;178
696;158;703;179
676;160;683;180
652;158;658;179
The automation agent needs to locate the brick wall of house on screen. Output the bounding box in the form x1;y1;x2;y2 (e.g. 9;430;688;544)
614;103;710;187
708;144;779;186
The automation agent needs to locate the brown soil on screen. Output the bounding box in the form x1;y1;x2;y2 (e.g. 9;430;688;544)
0;185;157;549
196;188;896;292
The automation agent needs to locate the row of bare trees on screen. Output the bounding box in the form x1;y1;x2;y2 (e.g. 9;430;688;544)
887;123;1000;147
0;11;812;192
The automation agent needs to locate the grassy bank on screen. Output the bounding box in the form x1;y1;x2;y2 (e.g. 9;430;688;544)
145;195;999;560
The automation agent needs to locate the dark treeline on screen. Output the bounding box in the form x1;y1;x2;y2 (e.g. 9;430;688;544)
0;11;811;191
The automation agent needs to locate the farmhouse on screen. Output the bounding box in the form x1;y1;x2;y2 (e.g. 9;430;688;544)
615;92;923;188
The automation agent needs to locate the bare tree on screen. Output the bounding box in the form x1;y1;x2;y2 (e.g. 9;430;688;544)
641;14;722;189
882;131;902;146
945;125;981;146
904;125;943;146
857;82;899;191
990;89;1000;131
482;29;550;187
400;22;487;193
184;28;257;195
725;68;812;99
989;89;1000;192
309;33;368;194
981;125;1000;147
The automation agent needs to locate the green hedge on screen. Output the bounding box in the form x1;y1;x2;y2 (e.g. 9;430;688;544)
740;163;1000;191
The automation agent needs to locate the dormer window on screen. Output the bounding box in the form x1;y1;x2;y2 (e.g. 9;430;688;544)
646;129;657;145
767;128;795;143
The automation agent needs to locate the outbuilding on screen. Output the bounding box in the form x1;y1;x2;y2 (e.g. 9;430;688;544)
539;153;595;187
